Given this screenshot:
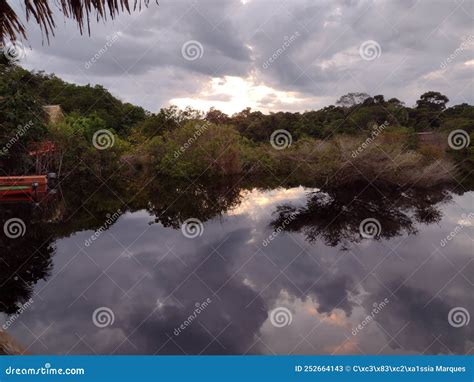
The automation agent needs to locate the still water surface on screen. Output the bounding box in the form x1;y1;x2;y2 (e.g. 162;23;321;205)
1;180;472;354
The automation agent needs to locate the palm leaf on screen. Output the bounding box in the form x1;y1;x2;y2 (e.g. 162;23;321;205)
0;0;154;44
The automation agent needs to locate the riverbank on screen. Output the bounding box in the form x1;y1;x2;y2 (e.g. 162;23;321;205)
2;59;472;187
125;124;460;189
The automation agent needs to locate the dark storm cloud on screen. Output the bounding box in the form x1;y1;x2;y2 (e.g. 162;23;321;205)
371;283;473;354
15;0;474;112
248;0;473;102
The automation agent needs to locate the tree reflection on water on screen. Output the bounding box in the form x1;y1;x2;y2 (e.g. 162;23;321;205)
0;176;470;333
270;183;455;249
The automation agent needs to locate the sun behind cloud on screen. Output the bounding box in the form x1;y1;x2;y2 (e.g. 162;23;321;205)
169;75;319;115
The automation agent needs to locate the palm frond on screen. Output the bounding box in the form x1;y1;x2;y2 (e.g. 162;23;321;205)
0;0;154;44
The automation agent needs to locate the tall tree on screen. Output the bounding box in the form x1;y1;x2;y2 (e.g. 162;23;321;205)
335;92;370;108
416;91;449;111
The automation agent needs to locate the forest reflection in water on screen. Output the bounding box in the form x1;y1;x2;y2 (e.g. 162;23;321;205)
0;176;472;355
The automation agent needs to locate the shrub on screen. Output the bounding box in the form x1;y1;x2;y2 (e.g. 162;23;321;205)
145;121;243;178
418;144;444;160
48;116;126;177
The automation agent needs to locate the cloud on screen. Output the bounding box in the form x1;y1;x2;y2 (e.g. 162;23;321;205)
13;0;474;113
6;186;473;354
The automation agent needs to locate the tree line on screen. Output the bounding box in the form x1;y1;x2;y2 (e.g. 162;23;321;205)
0;57;472;185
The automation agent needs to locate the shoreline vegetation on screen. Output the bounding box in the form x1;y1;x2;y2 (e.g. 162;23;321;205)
1;57;472;190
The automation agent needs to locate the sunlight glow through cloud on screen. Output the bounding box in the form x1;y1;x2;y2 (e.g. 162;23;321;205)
169;76;314;115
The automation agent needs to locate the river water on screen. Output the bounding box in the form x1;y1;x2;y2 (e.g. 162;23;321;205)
0;179;472;354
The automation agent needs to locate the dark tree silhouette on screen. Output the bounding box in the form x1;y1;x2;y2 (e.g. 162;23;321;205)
0;203;56;314
416;91;449;111
270;184;450;249
140;178;244;228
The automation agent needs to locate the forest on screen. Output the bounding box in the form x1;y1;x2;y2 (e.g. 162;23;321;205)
1;56;472;188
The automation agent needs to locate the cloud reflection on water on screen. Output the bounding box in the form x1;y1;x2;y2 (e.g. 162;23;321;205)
0;184;472;355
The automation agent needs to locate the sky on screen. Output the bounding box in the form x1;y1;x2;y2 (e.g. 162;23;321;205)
12;0;474;115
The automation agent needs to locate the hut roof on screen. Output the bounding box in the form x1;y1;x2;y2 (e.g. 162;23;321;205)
42;105;64;124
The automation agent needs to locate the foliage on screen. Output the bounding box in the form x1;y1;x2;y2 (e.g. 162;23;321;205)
144;121;242;178
47;115;127;177
0;56;47;174
0;62;471;187
34;72;146;136
0;0;153;43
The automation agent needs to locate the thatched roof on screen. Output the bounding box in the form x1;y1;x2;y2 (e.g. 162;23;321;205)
43;105;65;124
0;0;154;44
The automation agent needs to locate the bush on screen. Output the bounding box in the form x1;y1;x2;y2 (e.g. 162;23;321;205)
48;115;127;177
418;144;444;160
145;121;243;178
